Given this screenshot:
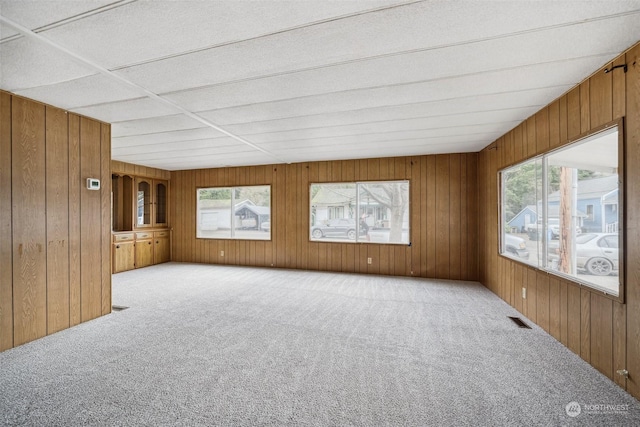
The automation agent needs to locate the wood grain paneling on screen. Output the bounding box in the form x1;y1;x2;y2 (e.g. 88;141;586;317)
477;42;640;400
625;43;640;399
80;117;103;322
112;160;170;180
45;106;70;334
11;96;47;347
101;124;111;316
171;153;478;280
0;95;118;349
0;91;13;351
68;114;81;327
591;293;613;379
590;65;613;128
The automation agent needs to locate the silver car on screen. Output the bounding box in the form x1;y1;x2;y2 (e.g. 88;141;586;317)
549;233;619;276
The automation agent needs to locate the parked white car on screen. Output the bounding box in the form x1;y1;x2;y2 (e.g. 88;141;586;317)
548;233;619;276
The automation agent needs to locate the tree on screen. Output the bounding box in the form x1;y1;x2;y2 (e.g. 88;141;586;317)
359;182;408;242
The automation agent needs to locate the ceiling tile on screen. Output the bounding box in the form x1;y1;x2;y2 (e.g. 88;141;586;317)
244;116;531;148
256;123;518;152
0;0;116;35
0;36;95;91
134;152;277;171
113;137;242;156
112;127;227;147
197;55;608;126
13;73;143;111
37;0;410;69
112;114;210;138
114;144;255;162
0;21;18;39
222;87;562;135
116;3;640;93
163;18;640;113
71;97;179;123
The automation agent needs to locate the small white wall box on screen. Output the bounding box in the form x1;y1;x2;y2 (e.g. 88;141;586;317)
86;178;101;190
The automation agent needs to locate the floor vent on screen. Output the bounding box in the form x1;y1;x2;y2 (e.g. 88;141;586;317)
112;305;129;312
508;316;531;329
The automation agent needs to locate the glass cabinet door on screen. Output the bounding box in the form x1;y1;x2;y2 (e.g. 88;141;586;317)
136;178;152;227
155;180;168;226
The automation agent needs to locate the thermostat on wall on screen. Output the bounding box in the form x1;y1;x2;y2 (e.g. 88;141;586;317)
87;178;101;190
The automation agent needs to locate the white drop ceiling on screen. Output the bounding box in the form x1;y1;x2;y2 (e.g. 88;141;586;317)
1;0;639;171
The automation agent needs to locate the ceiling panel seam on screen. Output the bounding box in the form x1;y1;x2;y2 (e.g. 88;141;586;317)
107;0;424;70
240;121;524;139
230;114;540;138
114;9;640;76
188;89;571;126
0;12;290;164
0;0;137;44
112;118;523;148
172;53;616;115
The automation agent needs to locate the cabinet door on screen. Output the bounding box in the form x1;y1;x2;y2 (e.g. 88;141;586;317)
113;241;135;273
135;178;152;228
135;239;154;268
154;180;168;227
154;237;170;264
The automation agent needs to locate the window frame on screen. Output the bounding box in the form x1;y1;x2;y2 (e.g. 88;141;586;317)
196;184;272;241
309;180;411;245
498;119;624;302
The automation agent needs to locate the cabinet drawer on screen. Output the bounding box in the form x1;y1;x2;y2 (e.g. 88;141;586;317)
113;233;134;242
136;232;153;240
154;230;170;238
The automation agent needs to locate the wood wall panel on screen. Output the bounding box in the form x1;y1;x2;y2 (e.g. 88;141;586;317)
1;91;112;353
0;91;13;351
625;43;640;399
590;64;613;128
477;42;640;400
80;117;103;322
101;124;111;315
112;160;170;180
68;114;81;327
591;293;613;379
11;96;47;347
45;106;70;334
171;153;478;281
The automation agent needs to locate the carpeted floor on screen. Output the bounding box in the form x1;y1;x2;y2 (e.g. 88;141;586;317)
0;262;638;426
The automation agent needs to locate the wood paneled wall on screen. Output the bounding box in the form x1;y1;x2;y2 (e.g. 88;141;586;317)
478;43;640;400
0;90;111;351
112;160;171;180
170;154;478;280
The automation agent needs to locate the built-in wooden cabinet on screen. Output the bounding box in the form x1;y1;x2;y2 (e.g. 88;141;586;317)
134;231;154;269
154;230;171;264
135;178;168;228
112;230;171;273
112;170;170;273
112;233;135;273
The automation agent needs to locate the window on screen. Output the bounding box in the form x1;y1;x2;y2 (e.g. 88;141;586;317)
586;204;594;221
197;185;271;240
310;181;410;244
500;124;622;296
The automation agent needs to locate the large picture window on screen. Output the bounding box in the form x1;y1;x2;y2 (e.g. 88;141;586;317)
500;123;622;297
197;185;271;240
310;181;410;244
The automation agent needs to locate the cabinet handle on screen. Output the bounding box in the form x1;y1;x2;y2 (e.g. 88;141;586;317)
116;245;120;249
148;241;152;245
156;241;159;244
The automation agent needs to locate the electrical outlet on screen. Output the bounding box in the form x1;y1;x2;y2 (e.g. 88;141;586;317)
220;250;224;257
367;257;372;264
522;287;527;299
